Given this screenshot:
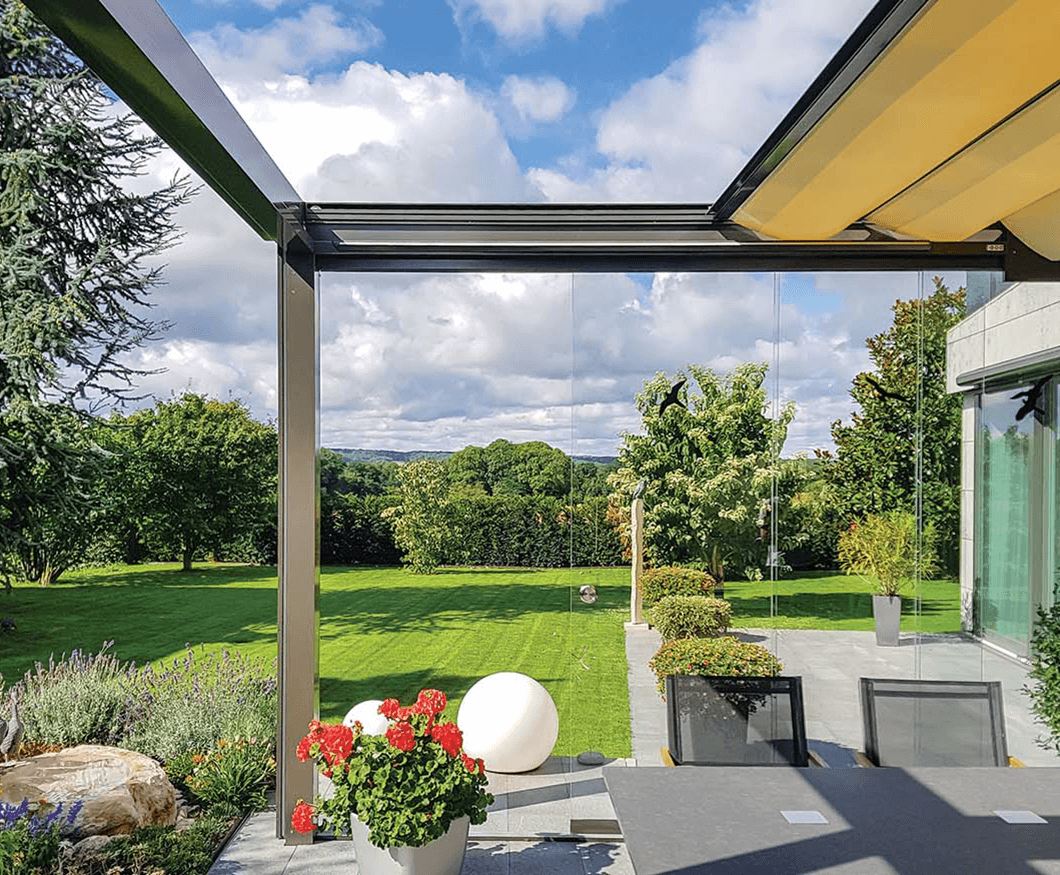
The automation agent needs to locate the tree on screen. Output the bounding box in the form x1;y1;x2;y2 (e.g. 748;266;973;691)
609;363;798;583
447;439;570;497
823;281;965;572
0;2;192;581
385;460;452;574
115;394;276;572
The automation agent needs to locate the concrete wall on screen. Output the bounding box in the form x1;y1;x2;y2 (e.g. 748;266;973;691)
946;282;1060;633
946;283;1060;394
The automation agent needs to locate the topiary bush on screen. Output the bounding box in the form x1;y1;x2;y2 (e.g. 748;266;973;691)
649;595;731;641
648;636;783;697
640;566;715;610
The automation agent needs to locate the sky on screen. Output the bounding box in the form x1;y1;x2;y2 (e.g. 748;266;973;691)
112;0;967;457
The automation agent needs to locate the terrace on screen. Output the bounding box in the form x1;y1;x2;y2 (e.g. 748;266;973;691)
15;0;1060;872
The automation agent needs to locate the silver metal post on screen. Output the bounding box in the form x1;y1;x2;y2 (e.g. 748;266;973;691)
276;209;319;843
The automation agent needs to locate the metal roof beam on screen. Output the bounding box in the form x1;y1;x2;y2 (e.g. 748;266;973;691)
303;203;1039;275
24;0;300;240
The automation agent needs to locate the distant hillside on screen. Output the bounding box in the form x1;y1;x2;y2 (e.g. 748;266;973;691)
329;447;617;465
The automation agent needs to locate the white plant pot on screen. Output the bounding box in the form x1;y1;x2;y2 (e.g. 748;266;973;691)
348;813;469;875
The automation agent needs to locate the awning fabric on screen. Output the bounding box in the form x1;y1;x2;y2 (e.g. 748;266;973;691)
729;0;1060;260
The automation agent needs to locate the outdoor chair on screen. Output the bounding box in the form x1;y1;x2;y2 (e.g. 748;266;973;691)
859;677;1020;767
662;675;809;767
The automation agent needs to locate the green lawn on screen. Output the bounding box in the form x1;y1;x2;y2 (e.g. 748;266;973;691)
722;571;961;632
0;563;632;757
0;564;960;758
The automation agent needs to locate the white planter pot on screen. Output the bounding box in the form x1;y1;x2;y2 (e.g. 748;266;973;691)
349;814;470;875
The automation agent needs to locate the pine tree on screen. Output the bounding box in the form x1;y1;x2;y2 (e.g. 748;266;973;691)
0;1;194;583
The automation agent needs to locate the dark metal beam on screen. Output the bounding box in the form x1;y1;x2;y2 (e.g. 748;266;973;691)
302;204;1043;276
24;0;299;240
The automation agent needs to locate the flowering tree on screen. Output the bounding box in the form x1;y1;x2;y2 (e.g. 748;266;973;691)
609;363;798;582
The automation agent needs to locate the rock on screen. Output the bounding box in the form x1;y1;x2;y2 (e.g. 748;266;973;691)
0;744;177;837
65;834;122;865
577;750;606;765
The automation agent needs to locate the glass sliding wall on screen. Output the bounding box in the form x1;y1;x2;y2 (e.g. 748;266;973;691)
977;386;1039;655
316;271;583;766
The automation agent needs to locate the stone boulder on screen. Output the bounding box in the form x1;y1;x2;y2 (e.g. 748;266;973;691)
0;744;177;837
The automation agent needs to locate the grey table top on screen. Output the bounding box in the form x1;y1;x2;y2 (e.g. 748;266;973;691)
604;766;1060;875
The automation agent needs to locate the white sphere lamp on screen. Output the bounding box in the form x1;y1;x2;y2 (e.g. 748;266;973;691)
457;672;558;773
343;699;390;736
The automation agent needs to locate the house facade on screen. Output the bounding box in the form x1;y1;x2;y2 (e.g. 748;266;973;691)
947;281;1060;656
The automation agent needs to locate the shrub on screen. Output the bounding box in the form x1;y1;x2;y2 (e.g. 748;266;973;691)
650;595;731;641
1026;600;1060;754
122;647;277;763
14;642;136;747
187;736;274;817
640;566;715;609
648;636;783;697
837;510;939;596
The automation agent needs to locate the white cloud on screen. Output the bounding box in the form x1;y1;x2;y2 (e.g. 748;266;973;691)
450;0;615;41
121;1;933;459
501;75;576;123
190;4;382;80
531;0;875;201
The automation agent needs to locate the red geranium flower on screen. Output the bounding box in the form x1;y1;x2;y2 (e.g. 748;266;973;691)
291;801;316;834
386;721;416;752
430;721;463;757
462;753;476;772
296;736;313;762
414;689;447;716
322;723;354;764
379;698;401;719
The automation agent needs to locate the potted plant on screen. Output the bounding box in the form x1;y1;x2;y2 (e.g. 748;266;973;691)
291;689;493;875
838;511;939;646
648;636;806;765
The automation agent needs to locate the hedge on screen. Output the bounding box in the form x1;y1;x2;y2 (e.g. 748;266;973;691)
317;493;624;568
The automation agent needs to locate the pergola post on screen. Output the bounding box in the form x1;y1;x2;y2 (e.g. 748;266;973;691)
276;208;319;843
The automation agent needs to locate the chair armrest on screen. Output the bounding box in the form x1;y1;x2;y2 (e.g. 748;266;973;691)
660;747;676;767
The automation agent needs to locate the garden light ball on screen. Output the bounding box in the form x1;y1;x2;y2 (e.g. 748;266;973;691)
579;584;597;604
457;672;558;773
343;700;389;735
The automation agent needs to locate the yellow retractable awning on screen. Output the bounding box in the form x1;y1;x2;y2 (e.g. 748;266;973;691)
726;0;1060;260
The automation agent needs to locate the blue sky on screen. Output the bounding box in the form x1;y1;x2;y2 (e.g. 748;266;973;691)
119;0;967;455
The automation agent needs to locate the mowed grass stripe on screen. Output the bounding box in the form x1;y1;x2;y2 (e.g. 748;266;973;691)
0;564;633;757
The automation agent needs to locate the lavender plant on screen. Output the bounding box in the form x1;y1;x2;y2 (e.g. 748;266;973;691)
0;798;83;875
121;646;277;763
13;642;136;747
3;642;277;766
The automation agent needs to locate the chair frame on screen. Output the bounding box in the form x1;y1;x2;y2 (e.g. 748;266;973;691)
859;677;1009;767
665;675;809;767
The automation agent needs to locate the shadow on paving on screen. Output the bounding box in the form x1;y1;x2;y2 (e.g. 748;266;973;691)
464;839;630;875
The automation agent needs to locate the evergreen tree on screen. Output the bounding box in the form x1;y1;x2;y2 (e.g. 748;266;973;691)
0;1;193;582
